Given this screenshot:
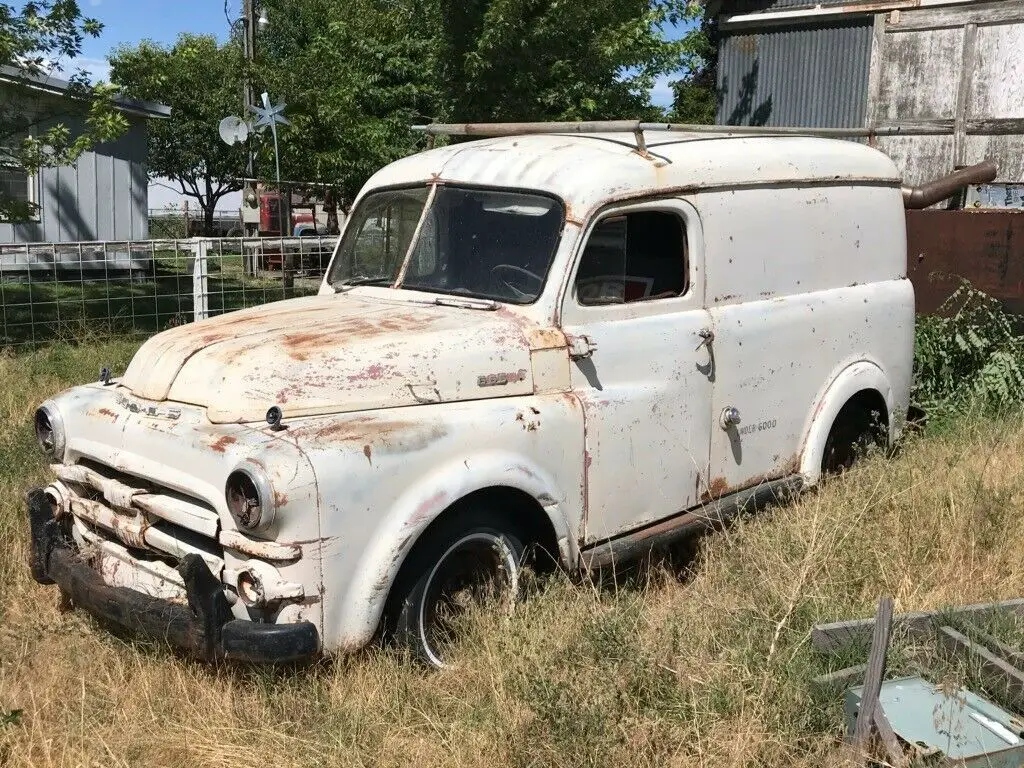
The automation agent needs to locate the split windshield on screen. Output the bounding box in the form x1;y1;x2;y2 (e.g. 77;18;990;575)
328;185;564;304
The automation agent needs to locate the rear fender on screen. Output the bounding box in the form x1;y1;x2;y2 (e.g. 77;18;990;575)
799;361;893;486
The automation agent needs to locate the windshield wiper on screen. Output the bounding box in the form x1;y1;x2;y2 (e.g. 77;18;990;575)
433;296;499;311
334;276;394;292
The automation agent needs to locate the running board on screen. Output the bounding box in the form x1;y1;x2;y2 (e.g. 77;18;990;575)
580;475;803;570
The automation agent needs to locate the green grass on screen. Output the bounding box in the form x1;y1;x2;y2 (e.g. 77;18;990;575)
3;342;1024;766
0;251;321;346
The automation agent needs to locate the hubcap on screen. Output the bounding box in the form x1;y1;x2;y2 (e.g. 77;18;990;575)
418;532;519;668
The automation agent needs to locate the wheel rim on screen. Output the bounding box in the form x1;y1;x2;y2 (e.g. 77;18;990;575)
417;532;520;668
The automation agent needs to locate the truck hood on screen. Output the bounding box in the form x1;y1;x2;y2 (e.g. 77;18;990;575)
120;293;543;423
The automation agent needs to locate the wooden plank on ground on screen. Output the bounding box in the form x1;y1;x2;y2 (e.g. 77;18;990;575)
961;621;1024;668
873;707;907;768
811;663;869;695
853;597;895;753
812;599;1024;654
937;625;1024;712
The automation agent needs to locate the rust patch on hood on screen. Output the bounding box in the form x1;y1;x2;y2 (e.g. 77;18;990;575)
280;313;440;362
208;435;237;453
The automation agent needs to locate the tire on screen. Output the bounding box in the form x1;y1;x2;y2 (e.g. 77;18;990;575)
821;401;887;476
388;508;525;668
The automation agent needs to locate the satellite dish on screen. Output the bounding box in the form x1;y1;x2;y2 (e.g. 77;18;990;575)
218;115;250;146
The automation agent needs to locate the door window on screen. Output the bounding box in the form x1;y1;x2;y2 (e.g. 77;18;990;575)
574;210;688;305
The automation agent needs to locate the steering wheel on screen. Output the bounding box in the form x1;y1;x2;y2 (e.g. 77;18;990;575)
491;264;544;301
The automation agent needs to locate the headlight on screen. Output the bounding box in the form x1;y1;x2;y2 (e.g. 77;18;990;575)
34;401;66;460
225;463;276;532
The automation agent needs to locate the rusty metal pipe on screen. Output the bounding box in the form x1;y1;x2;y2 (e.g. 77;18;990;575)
414;121;643;136
902;160;998;209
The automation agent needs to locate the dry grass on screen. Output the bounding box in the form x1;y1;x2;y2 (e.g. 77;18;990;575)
3;341;1024;766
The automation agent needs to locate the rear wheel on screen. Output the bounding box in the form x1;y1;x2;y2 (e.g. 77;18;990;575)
388;508;525;668
821;396;888;476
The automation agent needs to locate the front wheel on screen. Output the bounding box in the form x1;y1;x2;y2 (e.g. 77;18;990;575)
388;510;525;668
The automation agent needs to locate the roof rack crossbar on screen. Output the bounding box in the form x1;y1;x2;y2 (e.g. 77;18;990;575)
412;121;948;140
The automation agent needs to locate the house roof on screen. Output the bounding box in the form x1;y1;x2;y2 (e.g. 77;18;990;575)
0;65;170;119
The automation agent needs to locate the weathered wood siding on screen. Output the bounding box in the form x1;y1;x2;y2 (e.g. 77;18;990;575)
715;0;1024;189
866;2;1024;185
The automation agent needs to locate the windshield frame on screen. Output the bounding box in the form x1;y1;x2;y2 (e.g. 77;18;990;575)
328;181;567;306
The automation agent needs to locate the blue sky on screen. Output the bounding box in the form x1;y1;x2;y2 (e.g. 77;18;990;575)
73;0;230;84
70;1;689;210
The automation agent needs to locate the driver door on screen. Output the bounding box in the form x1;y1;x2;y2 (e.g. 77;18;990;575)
560;198;714;543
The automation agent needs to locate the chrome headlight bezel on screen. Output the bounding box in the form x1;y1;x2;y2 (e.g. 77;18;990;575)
34;401;66;460
225;462;276;533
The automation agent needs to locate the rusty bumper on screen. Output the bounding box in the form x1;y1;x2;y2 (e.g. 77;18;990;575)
26;488;319;665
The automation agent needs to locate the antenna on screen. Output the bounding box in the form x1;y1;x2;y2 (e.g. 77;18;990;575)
218;115;250;146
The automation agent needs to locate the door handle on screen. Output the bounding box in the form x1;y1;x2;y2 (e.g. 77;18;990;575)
695;328;714;352
720;406;741;430
568;334;597;360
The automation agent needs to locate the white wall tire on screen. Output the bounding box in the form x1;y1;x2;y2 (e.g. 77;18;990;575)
388;510;525;669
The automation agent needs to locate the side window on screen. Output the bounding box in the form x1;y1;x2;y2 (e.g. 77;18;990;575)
574;210;688;305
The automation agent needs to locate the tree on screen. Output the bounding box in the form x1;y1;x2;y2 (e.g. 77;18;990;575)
250;0;697;210
253;0;436;212
110;34;246;235
0;1;128;221
668;11;718;124
430;0;696;123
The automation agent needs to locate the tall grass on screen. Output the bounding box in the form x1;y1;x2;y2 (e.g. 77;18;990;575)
2;292;1024;766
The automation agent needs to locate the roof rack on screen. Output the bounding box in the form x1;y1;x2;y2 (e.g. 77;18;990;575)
411;120;943;152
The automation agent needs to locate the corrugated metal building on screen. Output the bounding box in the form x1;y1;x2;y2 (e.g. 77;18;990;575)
0;67;169;244
706;0;1024;191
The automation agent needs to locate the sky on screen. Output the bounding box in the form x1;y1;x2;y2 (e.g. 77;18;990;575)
69;0;685;212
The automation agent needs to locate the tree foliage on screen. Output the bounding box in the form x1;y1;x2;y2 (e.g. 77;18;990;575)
254;0;436;211
429;0;697;122
0;0;128;221
109;34;246;234
251;0;712;209
668;13;718;124
112;2;719;217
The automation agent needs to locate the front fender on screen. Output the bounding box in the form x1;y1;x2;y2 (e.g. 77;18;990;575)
333;449;578;651
798;360;894;486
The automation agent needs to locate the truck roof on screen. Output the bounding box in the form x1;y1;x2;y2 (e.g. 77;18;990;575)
363;131;903;216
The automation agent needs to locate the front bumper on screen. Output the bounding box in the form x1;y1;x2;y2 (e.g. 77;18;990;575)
27;488;320;665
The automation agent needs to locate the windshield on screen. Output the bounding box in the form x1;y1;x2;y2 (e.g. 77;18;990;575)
328;185;564;304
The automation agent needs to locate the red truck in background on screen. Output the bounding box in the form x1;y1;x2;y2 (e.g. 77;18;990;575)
251;191;342;276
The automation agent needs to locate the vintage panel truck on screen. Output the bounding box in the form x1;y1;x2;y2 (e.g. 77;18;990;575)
26;122;993;667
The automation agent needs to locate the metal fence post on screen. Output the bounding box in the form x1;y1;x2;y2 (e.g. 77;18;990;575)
192;238;210;322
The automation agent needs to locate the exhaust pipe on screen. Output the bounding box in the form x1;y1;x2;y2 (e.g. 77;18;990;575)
902;160;998;209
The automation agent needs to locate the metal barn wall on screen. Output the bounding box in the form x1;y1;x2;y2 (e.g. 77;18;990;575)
0;114;149;244
717;19;874;128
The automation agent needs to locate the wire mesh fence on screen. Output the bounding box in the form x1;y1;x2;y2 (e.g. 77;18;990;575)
0;235;339;348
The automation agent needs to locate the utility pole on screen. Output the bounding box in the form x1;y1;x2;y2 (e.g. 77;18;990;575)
242;0;256;177
240;0;261;254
